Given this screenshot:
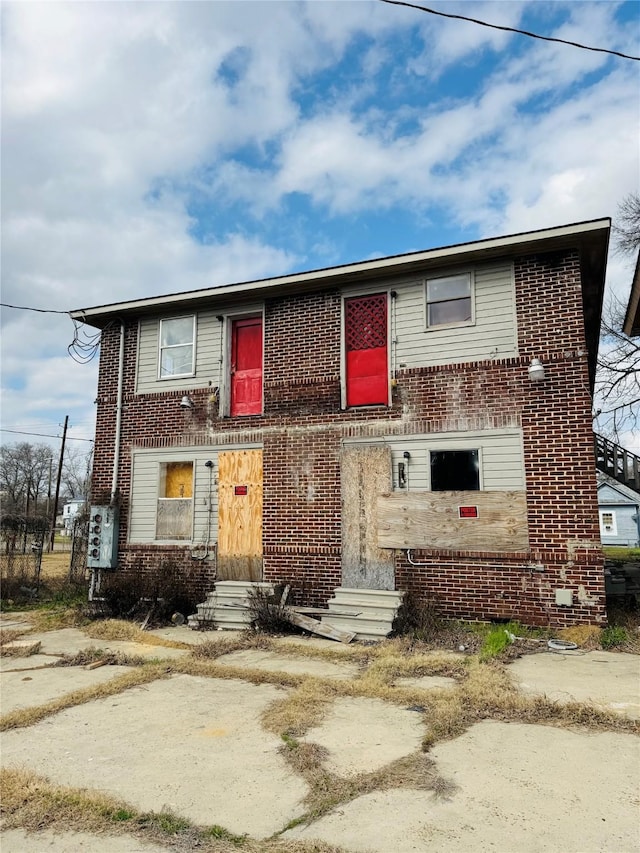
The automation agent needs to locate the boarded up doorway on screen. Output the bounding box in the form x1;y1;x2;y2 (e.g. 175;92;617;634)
341;445;395;590
217;449;263;581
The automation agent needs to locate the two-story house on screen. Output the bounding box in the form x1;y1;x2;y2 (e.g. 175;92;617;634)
71;218;610;627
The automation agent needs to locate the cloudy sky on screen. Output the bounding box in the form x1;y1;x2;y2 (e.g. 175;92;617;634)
2;0;639;461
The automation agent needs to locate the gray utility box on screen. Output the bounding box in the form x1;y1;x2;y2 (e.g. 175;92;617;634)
87;505;119;570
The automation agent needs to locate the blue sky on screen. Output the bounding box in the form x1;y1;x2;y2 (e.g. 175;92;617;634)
1;0;639;458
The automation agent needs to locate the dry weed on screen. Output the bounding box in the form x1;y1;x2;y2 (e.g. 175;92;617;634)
556;625;603;649
0;767;350;853
262;680;339;737
85;619;191;649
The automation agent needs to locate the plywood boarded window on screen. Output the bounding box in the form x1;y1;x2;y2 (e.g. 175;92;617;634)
156;461;193;540
344;293;388;407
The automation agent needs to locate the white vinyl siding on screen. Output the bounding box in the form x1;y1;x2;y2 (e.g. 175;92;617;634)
137;312;221;394
136;304;264;394
344;429;524;492
394;261;516;367
129;448;219;544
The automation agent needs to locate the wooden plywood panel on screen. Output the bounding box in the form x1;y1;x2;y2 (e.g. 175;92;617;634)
218;449;263;581
377;490;528;552
164;462;193;498
341;445;395;589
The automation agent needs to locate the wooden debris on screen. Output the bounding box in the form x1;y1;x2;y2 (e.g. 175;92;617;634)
283;609;355;644
86;659;108;670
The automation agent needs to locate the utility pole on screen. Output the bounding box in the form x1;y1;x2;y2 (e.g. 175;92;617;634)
49;415;68;552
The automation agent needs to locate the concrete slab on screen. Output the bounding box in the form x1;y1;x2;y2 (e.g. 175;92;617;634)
393;675;456;690
0;613;33;631
508;650;640;719
0;654;62;672
0;674;307;839
21;628;190;661
286;722;640;852
216;649;360;680
301;697;424;776
0;828;169;853
1;665;132;714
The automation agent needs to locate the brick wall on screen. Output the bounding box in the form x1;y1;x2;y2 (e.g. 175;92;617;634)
90;249;606;625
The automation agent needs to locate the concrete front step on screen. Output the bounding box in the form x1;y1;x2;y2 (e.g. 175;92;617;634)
321;587;405;641
190;581;275;631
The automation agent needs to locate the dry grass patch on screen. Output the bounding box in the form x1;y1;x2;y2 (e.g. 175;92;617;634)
278;736;454;830
262;680;340;737
556;624;603;649
52;648;149;668
0;767;349;853
85;619;191;649
25;606;88;632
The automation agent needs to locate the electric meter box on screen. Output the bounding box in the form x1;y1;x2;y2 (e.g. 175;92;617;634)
87;505;119;570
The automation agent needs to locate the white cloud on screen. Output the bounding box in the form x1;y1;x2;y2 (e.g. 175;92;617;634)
1;0;638;454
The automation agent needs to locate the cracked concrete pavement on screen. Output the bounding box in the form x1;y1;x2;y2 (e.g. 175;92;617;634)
1;615;639;853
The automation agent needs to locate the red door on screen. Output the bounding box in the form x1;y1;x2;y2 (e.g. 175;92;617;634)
345;294;388;406
231;317;263;416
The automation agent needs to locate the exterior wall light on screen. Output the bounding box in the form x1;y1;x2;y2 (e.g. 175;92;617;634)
180;395;195;409
528;358;545;382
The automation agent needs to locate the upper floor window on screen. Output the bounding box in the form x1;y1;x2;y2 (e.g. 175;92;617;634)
426;273;473;329
158;316;196;379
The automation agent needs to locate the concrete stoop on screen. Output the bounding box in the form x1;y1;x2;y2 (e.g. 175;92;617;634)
189;582;404;642
188;580;276;631
321;587;405;642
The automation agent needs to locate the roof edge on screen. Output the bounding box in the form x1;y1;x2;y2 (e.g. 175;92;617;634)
71;218;611;325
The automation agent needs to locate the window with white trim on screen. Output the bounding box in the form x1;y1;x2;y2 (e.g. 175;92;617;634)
158;316;196;379
599;510;617;537
426;273;473;329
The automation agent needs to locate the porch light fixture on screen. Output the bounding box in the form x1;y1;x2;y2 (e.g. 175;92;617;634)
528;358;545;382
180;395;194;410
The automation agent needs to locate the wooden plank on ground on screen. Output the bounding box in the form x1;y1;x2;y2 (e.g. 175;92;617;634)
284;609;356;643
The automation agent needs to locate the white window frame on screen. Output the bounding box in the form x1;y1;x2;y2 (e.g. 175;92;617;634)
158;315;196;380
424;272;475;331
599;510;617;537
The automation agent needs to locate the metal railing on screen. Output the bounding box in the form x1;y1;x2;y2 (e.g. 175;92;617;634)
594;433;640;493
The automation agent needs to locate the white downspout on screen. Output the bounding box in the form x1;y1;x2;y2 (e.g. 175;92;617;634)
111;319;126;504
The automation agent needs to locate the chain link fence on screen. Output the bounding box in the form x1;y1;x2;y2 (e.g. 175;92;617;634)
0;514;48;601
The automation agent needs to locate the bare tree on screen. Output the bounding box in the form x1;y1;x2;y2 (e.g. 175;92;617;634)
596;296;640;440
595;194;640;444
612;192;640;257
0;442;54;515
62;444;93;501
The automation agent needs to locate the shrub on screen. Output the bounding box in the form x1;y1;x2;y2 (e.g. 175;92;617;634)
601;625;629;649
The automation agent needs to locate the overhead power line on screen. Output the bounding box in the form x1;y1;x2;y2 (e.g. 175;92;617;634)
378;0;640;61
1;428;94;442
0;303;70;314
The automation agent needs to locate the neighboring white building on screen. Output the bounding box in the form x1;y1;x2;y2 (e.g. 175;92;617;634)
62;499;86;536
597;474;640;548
